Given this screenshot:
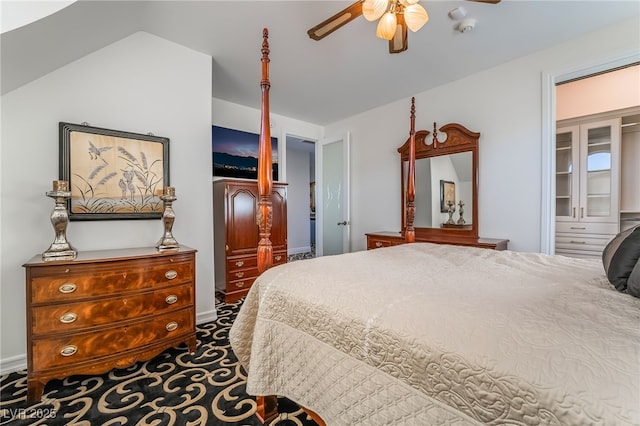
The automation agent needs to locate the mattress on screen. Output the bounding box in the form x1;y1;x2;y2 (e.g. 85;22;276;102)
229;243;640;425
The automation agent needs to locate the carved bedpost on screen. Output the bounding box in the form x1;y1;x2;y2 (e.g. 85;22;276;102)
405;97;416;243
256;28;273;275
255;28;279;425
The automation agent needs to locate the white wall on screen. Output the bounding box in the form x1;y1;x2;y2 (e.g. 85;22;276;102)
211;98;323;179
326;17;640;253
285;147;311;254
557;65;640;121
0;32;215;372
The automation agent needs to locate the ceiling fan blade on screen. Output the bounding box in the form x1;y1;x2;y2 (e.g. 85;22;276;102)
307;1;364;40
466;0;501;3
389;14;408;54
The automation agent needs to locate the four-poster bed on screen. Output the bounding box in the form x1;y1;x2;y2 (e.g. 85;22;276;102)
230;28;640;426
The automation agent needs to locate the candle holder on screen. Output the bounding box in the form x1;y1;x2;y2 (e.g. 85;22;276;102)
457;200;466;225
156;186;179;251
445;200;456;225
43;180;77;261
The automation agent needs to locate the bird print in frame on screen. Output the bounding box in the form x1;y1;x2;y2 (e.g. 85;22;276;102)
59;122;169;220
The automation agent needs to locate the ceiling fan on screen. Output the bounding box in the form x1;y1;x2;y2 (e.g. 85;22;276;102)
308;0;501;54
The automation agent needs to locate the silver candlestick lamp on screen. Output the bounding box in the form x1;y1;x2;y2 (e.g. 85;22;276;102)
42;180;77;260
457;200;466;225
156;186;180;251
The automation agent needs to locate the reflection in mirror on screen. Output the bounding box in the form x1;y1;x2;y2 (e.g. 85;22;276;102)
405;152;473;228
398;123;480;240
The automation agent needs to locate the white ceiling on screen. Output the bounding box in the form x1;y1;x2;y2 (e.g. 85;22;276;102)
1;1;639;125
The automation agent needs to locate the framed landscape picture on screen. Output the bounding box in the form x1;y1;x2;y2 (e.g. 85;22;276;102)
59;122;169;220
212;126;278;180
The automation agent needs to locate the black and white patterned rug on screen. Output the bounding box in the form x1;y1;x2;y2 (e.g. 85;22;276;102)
0;300;318;426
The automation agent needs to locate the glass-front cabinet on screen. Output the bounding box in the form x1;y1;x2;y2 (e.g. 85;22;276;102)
556;119;620;223
555;126;579;219
555;117;621;259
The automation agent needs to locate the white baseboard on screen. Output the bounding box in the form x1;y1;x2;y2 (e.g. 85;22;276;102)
288;246;311;255
0;354;27;375
196;309;218;325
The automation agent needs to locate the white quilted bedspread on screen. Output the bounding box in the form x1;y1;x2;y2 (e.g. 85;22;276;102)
229;243;640;426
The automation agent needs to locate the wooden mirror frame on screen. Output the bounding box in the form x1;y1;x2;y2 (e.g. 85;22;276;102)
398;122;480;241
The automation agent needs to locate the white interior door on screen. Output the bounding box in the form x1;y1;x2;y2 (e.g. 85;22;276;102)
316;133;350;256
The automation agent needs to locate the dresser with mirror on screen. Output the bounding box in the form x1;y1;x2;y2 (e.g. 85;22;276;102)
366;122;508;250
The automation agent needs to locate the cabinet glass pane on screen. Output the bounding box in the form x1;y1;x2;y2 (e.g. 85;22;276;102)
587;148;611;172
556;197;571;217
556;131;573;149
586;170;611;217
556;148;573;173
556;173;571;198
556;130;574;218
587;195;611;217
585;125;612;218
587;126;611;145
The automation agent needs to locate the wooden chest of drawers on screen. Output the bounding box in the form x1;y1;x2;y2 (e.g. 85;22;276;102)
366;232;509;251
23;246;197;402
213;179;288;302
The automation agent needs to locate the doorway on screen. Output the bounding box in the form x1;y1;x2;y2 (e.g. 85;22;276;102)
285;135;316;260
541;58;640;255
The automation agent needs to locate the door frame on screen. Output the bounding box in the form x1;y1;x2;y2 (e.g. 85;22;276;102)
281;131;318;256
315;132;351;257
540;51;640;254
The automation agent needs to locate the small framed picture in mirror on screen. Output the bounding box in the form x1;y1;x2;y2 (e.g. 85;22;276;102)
440;180;455;212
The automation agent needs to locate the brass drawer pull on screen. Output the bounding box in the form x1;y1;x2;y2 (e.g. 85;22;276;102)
274;255;282;261
59;283;77;294
60;345;78;357
165;270;178;280
59;313;78;324
166;321;178;332
235;281;245;288
235;271;244;278
570;226;586;230
375;242;383;248
165;295;178;305
235;260;244;267
570;240;587;244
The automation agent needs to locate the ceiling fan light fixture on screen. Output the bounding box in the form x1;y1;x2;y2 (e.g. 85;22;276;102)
363;0;389;21
399;0;419;5
404;3;428;32
376;11;397;40
389;12;408;53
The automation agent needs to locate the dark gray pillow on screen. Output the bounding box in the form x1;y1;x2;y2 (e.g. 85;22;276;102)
627;259;640;298
602;225;640;296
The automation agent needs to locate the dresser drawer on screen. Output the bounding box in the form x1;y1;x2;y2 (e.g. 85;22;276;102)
227;266;259;282
555;222;618;235
227;252;286;275
273;251;287;265
228;276;258;292
555;235;612;253
227;256;257;271
31;283;194;334
555;248;603;260
367;237;405;250
31;308;194;371
30;256;194;304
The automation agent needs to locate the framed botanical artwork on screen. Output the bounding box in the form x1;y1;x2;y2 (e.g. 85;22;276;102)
440;180;455;212
212;126;278;180
59;122;170;220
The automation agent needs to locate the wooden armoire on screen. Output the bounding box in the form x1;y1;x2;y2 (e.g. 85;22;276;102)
213;178;287;302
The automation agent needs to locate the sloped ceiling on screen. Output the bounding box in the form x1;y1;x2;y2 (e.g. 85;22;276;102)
1;1;639;125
